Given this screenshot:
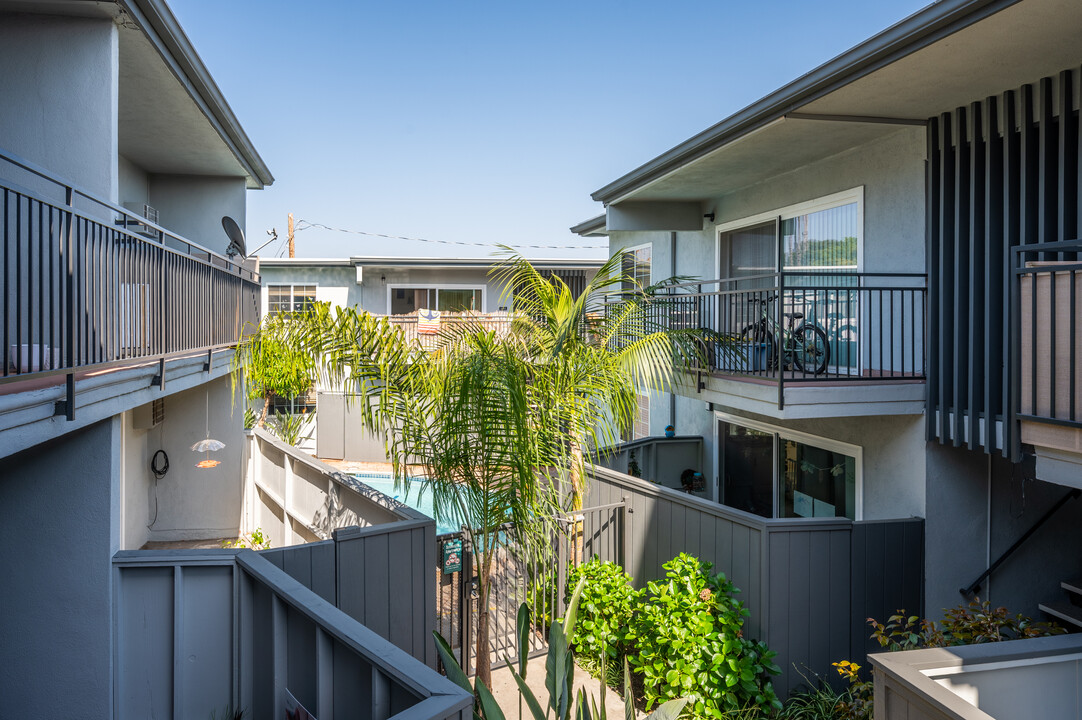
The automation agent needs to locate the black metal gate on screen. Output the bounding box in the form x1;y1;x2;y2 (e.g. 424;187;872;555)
435;501;627;676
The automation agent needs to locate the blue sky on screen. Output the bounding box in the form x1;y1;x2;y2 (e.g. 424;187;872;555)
170;0;930;260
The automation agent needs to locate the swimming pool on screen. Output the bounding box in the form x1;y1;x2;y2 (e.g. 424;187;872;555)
353;473;459;535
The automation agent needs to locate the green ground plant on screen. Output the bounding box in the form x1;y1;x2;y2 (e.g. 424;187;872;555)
629;554;780;718
832;598;1067;720
566;557;638;670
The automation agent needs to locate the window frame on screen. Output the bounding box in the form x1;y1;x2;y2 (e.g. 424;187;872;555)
266;283;317;315
620;242;652;291
713;187;865;278
385;283;486;315
712;410;863;520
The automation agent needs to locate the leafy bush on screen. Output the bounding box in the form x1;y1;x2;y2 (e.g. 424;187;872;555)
628;553;781;718
833;599;1067;719
566;557;639;665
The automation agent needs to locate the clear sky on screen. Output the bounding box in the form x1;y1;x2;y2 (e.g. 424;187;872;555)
169;0;931;260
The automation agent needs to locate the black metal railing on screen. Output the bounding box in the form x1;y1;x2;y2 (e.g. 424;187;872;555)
1;148;260;403
1012;239;1082;433
611;271;926;407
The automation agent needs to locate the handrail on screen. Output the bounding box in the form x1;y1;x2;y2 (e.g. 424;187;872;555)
0;145;257;281
960;487;1081;597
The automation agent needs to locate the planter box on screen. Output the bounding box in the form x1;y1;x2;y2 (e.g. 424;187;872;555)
718;341;767;373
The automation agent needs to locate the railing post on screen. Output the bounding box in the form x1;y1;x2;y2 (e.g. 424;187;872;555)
777;270;785;410
621;497;632;570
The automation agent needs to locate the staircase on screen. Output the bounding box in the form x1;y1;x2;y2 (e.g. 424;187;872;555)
1039;578;1082;629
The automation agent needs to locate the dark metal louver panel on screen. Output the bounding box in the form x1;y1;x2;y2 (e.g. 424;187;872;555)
929;66;1082;457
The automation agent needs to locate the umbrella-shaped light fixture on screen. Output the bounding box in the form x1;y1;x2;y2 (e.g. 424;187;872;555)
192;389;225;468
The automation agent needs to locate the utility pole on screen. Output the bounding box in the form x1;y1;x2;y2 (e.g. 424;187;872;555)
287;212;295;258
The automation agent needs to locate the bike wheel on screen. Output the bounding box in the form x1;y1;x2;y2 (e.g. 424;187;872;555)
791;324;830;375
739;324;777;372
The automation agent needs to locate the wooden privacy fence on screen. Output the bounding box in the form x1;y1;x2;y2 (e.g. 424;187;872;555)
585;466;924;698
261;518;438;669
112;549;470;720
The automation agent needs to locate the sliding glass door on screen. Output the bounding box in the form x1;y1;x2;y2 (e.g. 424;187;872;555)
716;415;859;520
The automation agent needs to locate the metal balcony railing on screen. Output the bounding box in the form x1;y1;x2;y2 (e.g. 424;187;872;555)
609;271;927;408
1012;238;1082;435
0;148;260;414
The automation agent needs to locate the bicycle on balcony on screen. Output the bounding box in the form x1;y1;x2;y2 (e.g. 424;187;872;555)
741;295;830;375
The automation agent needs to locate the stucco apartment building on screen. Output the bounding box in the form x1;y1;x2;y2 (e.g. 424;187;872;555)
577;0;1082;625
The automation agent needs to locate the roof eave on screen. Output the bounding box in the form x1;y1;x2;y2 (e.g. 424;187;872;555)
570;214;607;236
591;0;1017;205
120;0;274;189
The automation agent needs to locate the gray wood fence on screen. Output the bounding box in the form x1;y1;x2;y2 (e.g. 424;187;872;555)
585;466;924;697
261;517;438;668
112;549;469;720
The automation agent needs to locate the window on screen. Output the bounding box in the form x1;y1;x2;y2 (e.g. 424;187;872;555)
621;244;651;291
388;286;483;315
716;413;859;520
268;284;316;314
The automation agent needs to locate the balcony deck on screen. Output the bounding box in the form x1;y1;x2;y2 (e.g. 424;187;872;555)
631;271;927;417
0;147;260;457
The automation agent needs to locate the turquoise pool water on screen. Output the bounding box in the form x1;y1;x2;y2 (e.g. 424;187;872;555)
353;474;459;535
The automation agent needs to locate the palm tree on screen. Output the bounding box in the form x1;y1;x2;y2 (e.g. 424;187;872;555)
233;255;706;685
236;303;563;687
491;250;705;508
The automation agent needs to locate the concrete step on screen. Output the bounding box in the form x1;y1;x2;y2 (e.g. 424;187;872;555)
1039;601;1082;629
1061;578;1082;597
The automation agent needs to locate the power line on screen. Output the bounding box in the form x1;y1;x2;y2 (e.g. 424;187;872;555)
293;220;607;251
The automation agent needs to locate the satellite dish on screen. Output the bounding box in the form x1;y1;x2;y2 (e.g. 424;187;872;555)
222;216;247;258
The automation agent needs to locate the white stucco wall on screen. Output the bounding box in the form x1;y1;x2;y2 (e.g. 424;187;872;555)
148;174;247;254
0;418;121;718
0;13;119;202
259;264;539;316
140;376;246;543
120;408;153;550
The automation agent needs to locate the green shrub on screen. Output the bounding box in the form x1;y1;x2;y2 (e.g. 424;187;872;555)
628;553;781;718
566;557;639;665
833;599;1067;720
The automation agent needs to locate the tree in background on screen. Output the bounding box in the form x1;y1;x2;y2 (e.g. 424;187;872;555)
230;312;317;428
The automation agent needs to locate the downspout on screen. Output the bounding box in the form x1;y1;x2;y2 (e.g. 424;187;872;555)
670;231;677;428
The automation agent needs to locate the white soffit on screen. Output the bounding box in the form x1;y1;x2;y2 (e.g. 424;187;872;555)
118;24;252;182
619;118;906;202
799;0;1082;119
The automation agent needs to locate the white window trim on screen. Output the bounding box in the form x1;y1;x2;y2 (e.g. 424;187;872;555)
385;283;486;315
713;187;865;277
618;242;653;286
265;282;318;315
712;410;864;521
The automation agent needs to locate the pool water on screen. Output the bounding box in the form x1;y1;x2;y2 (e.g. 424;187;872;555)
353;474;459;535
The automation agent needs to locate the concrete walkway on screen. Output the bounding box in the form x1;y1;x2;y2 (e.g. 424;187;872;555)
489;656;633;719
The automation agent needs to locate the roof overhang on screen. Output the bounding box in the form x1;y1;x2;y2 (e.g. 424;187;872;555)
351;257;605;270
117;0;273;189
593;0;1082;205
570;214;608;237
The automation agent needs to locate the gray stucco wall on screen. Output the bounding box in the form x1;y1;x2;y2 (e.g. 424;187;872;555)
924;442;989;618
0;418;120;718
0;13;118;201
118;154;150;209
608;126;926;286
149;174;247;255
923;444;1082;622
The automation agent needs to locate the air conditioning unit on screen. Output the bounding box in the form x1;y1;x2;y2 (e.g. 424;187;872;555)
121;202;160;239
